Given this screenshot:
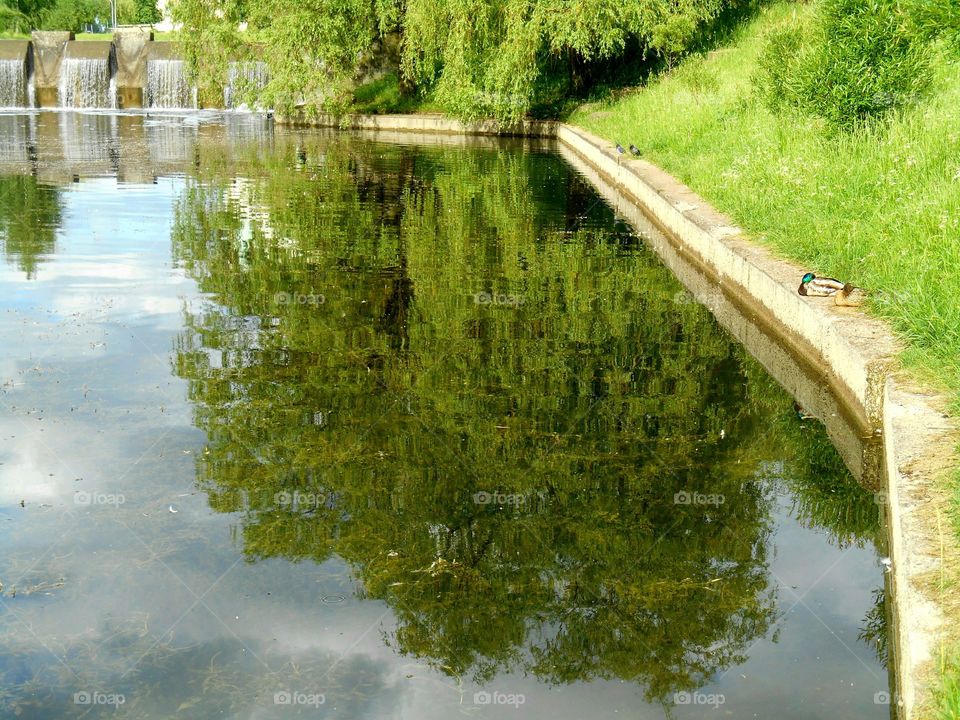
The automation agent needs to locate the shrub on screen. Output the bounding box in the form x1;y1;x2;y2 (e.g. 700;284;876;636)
41;0;110;31
753;20;810;111
754;0;933;129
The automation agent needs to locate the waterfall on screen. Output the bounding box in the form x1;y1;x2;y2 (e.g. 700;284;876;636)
146;59;193;109
0;59;28;108
59;57;115;109
224;61;269;109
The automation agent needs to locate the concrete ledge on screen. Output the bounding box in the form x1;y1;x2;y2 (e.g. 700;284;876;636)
64;40;112;61
278;111;557;137
0;40;30;62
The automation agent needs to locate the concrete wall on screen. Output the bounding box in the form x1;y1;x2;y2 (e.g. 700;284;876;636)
112;26;153;109
0;39;30;62
31;31;73;107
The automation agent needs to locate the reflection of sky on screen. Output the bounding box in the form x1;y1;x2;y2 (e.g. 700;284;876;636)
0;116;890;719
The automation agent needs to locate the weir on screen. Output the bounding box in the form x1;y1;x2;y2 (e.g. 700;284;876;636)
0;34;268;110
59;41;115;109
0;41;32;108
146;59;192;109
224;60;269;109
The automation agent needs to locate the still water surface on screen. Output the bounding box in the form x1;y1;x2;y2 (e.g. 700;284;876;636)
0;112;890;719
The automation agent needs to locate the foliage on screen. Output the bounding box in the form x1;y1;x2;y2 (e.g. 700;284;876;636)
171;0;754;120
40;0;109;30
0;2;31;32
133;0;159;23
0;0;58;32
754;0;933;128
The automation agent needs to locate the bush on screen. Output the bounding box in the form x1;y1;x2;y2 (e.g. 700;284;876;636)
754;0;933;129
753;20;810;111
41;0;110;31
133;0;159;24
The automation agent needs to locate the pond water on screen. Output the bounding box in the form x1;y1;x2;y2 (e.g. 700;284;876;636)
0;112;892;719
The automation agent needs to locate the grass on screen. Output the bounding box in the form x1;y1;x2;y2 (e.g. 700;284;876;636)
351;72;442;115
567;2;960;715
569;4;960;405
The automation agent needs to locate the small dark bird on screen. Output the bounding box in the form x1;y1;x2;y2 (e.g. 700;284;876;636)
615;143;626;155
629;144;641;157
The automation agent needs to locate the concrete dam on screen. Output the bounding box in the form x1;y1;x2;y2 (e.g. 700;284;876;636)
0;29;268;110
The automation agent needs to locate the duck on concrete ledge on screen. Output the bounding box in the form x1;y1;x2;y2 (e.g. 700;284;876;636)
798;272;844;296
798;273;865;307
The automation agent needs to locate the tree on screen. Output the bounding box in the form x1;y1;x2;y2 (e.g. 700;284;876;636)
171;0;751;120
133;0;159;23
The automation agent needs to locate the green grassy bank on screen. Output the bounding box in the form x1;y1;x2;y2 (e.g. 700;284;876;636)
571;2;960;407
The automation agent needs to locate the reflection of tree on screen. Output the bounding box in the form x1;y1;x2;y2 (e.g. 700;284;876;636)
170;138;877;700
0;176;62;279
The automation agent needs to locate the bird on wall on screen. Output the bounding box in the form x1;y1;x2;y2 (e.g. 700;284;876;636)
798;273;865;306
797;272;844;297
629;144;641;157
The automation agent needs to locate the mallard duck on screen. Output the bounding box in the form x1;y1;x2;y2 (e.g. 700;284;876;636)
797;272;845;297
629;144;642;157
834;283;865;307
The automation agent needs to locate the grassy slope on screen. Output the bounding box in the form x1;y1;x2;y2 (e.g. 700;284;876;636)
570;3;960;713
571;2;960;405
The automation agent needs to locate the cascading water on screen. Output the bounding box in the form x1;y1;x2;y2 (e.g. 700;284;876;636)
59;57;115;109
146;59;193;109
0;59;28;108
224;61;269;109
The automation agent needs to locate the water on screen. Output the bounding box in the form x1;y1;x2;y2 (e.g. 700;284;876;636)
225;61;269;109
0;112;892;719
58;57;115;109
146;59;194;110
0;59;29;108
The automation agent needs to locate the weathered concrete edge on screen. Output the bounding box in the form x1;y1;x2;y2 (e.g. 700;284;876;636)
278;111;957;718
276;111;558;137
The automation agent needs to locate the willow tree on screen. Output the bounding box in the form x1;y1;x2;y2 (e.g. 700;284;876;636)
172;0;746;119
